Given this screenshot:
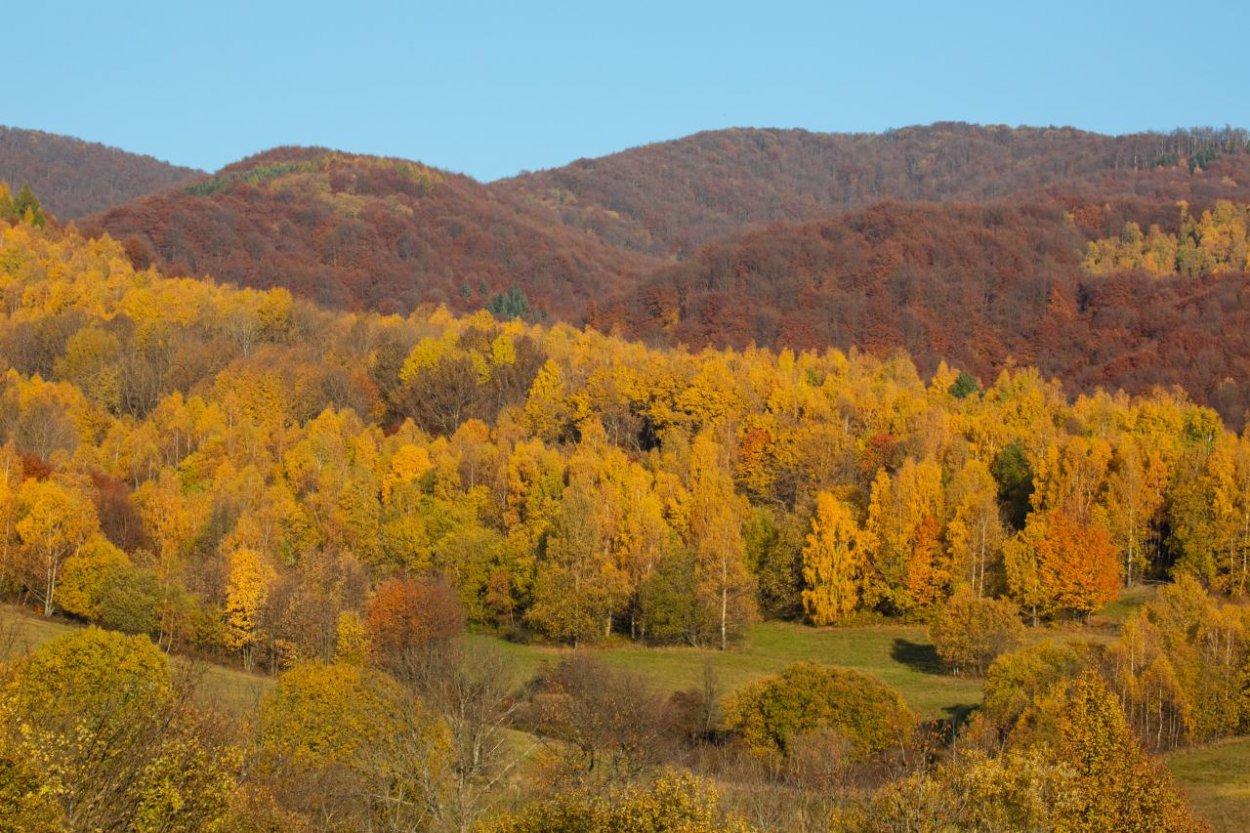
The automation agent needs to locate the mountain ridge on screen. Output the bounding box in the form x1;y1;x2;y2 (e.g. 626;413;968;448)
0;125;202;219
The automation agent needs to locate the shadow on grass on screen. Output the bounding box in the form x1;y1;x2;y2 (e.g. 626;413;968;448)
890;638;943;674
943;702;978;730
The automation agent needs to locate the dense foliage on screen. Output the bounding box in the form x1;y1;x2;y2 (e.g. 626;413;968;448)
0;126;199;219
2;217;1250;659
723;662;915;758
0;198;1235;832
83;149;657;318
502;123;1250;256
595;198;1250;427
48;124;1250;430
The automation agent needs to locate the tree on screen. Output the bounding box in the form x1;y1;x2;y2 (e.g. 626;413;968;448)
0;443;20;593
410;640;528;833
945;458;1007;597
485;284;532;321
257;662;450;829
744;506;803;620
54;533;132;621
687;433;757;649
134;470;204;649
15;476;99;616
980;640;1094;743
225;547;276;670
54;324;124;412
1104;438;1168;587
528;480;626;646
949;370;980;400
724;662;915;759
1004;509;1120;622
1202;434;1250;596
929;593;1024;676
364;575;465;680
1054;673;1206;833
525;654;674;784
862;458;947;613
12;184;45;227
0;628;236;833
800;491;868;624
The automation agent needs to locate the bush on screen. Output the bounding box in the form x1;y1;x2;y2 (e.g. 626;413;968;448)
929;594;1024;676
723;662;915;759
479;769;752;833
364;575;464;679
981;640;1095;739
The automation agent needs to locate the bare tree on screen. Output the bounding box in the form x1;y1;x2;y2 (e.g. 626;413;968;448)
411;638;534;833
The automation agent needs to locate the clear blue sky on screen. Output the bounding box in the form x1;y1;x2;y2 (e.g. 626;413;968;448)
6;1;1248;181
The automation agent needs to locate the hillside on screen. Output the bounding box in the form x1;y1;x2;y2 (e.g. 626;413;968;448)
593;198;1250;426
499;123;1250;255
0;207;1239;833
75;125;1250;423
0;125;201;219
84;147;659;317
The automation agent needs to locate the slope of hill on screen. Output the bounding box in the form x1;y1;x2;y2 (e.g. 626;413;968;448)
0;126;201;219
499;123;1250;255
85;147;659;317
75;124;1250;423
593;199;1250;426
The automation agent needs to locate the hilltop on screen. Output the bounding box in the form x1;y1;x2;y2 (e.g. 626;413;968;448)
0;125;201;218
499;123;1250;255
83;147;658;317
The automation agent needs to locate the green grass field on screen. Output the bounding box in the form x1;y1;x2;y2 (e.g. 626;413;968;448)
0;604;273;713
5;598;1248;831
477;620;985;720
1168;737;1250;833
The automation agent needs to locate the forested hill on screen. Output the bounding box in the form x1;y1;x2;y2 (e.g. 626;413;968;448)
0;209;1233;833
83;147;660;318
498;123;1250;256
73;124;1250;423
592;198;1250;427
0;126;201;219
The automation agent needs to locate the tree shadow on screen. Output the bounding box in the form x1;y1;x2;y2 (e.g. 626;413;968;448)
890;638;943;674
943;702;978;731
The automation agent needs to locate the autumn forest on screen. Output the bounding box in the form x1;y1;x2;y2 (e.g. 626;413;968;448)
1;122;1250;832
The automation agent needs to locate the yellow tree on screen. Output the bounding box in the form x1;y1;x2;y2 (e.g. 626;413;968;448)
863;457;947;612
1206;433;1250;596
946;458;1007;597
15;476;99;616
225;546;277;671
1104;438;1168;587
587;448;672;641
134;470;205;649
1031;435;1111;525
687;432;757;649
527;479;626;646
1057;672;1205;833
801;491;869;624
0;441;20;590
53;324;124;413
382;443;432;506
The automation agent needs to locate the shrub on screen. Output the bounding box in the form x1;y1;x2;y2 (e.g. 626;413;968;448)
723;662;914;759
479;770;753;833
980;640;1095;743
929;594;1025;676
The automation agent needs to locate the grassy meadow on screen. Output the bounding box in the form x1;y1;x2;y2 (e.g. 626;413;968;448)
1168;737;1250;833
0;604;273;713
4;595;1249;831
